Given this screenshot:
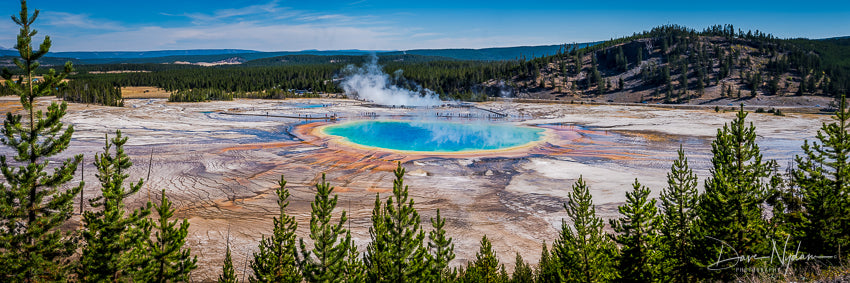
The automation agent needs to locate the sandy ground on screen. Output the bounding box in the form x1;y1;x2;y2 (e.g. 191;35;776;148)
121;86;171;99
0;96;832;281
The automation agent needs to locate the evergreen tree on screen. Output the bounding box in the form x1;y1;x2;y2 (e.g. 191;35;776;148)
696;106;774;273
343;232;366;283
0;1;81;280
365;163;428;282
364;194;389;281
460;235;507;283
509;253;534;283
219;244;237;283
553;176;618;282
250;176;301;283
78;131;151;282
535;242;560;283
610;179;661;283
658;146;700;282
794;95;850;255
299;174;350;282
679;63;688;95
135;189;198;282
426;209;455;282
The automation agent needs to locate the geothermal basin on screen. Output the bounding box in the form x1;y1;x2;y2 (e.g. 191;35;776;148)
0;96;833;281
320;120;546;153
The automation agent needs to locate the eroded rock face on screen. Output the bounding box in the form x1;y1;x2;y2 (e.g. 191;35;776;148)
0;96;829;281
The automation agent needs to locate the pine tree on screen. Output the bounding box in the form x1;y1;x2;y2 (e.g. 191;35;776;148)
250;176;301;283
135;189;198;282
679;63;688;95
364;162;428;282
343;231;366;283
696;106;774;272
610;179;661;283
219;244;237;283
509;253;533;283
426;209;455;282
0;1;81;281
535;243;560;283
658;146;700;282
299;173;350;282
460;235;507;283
553;176;618;282
78;131;151;282
794;95;850;255
364;194;389;282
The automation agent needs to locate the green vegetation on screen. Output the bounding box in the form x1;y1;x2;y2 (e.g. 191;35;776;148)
78;131;151;281
249;176;301;283
0;1;82;280
794;96;850;255
2;2;850;282
169;88;233;102
58;80;124;106
553;176;618;282
134;189;197;282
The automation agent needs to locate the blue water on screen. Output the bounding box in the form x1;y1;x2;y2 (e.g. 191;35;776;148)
293;103;328;108
323;120;544;152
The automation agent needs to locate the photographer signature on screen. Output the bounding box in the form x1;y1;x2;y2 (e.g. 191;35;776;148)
706;236;836;272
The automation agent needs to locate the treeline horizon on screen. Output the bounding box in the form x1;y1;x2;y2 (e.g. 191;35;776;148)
5;24;849;105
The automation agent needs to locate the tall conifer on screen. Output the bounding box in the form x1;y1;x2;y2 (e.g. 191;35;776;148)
696;106;774;273
219;244;237;283
0;1;81;280
794;96;850;255
610;179;661;283
364;194;389;282
343;232;366;283
365;163;428;282
509;253;534;283
553;176;618;282
535;243;560;283
299;174;350;282
250;176;300;283
658;146;700;282
78;131;151;281
135;190;197;282
460;235;507;283
426;209;455;282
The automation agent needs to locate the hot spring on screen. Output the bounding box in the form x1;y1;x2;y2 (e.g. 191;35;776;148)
320;120;546;153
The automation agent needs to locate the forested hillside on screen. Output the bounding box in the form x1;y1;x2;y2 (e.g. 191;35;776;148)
511;25;850;103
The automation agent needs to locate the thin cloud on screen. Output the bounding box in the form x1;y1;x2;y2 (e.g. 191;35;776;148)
42;12;124;31
182;1;282;24
50;22;400;52
296;13;356;22
410;32;441;38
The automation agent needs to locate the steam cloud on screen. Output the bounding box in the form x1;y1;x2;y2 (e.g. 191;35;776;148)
339;55;444;107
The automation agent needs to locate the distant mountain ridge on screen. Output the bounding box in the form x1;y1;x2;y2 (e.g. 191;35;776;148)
384;43;600;61
1;44;595;65
51;49;258;60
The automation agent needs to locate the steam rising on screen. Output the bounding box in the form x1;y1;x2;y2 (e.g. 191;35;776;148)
339;55;444;107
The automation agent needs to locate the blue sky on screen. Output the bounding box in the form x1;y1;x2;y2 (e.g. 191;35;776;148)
1;0;848;52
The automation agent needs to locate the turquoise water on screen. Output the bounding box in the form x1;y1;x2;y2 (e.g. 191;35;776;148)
293;103;328;108
323;120;544;152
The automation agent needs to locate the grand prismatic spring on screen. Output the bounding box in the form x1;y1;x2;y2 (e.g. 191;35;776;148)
321;120;546;153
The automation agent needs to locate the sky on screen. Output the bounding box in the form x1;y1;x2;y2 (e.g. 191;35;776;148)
0;0;848;52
